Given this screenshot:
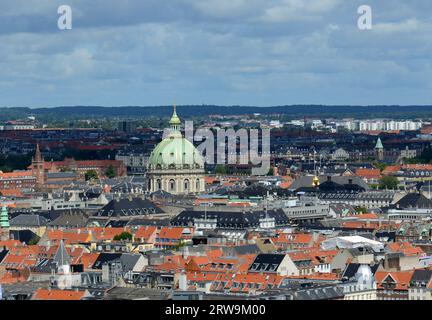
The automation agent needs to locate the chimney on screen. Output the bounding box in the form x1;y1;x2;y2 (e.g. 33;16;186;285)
348;179;353;185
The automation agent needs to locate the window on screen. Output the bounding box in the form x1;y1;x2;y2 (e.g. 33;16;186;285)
169;179;176;191
250;263;260;271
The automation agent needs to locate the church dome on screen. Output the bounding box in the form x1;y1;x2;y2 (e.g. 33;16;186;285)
148;136;204;170
148;106;204;171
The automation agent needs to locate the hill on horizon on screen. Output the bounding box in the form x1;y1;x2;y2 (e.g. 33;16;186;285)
1;105;432;121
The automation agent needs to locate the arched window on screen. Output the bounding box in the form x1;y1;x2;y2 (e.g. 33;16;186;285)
169;179;176;192
157;179;162;190
184;179;190;192
156;164;162;170
196;179;200;191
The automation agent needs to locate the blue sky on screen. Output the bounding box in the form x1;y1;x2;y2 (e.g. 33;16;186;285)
1;0;431;107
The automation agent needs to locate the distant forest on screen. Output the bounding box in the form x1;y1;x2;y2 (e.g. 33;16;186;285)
1;105;432;121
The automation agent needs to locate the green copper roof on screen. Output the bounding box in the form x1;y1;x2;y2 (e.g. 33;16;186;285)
0;205;10;228
148;136;204;169
148;106;204;170
375;137;384;149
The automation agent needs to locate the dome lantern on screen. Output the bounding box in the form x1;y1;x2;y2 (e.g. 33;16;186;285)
169;103;181;132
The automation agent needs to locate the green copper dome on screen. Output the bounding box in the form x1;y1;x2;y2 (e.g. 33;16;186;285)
148;105;204;170
0;205;10;229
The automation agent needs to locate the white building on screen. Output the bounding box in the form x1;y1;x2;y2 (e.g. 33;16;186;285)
321;236;384;252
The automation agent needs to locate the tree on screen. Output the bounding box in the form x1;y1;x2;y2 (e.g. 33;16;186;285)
85;170;99;181
379;176;399;190
373;161;387;172
267;166;274;176
355;206;368;214
28;235;41;245
215;164;227;175
105;165;116;178
114;231;133;241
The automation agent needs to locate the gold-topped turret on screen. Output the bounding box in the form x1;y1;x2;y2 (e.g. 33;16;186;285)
312;175;320;187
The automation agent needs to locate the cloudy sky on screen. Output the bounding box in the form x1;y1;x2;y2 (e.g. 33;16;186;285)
1;0;431;107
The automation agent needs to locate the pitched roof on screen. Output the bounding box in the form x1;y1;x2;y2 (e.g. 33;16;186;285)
387;242;425;257
97;197;163;217
48;214;88;228
342;263;379;279
411;269;432;283
355;168;381;179
134;226;157;241
0;170;34;179
171;209;289;229
375;270;414;291
249;254;285;272
79;252;100;269
32;288;87;300
396;193;432;209
9;214;49;227
53;240;71;266
158;226;192;239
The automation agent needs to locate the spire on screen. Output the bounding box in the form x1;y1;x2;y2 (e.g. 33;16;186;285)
34;143;42;162
169;102;181;132
375;137;384;150
54;239;71;267
0;205;9;229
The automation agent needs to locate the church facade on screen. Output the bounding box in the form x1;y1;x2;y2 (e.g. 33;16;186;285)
146;106;205;195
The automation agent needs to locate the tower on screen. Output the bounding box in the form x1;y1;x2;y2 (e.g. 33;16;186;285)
53;239;72;289
0;205;10;241
32;144;45;187
375;137;384;161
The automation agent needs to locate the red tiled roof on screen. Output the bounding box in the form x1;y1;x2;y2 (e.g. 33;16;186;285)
0;189;23;197
134;226;157;242
353;213;378;219
403;164;432;171
382;165;401;175
0;171;34;179
158;227;192;239
32;288;86;300
375;271;414;291
387;242;425;257
355;168;381;179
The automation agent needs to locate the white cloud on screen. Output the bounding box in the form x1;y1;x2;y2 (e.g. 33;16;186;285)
261;0;342;23
0;0;431;107
374;18;431;33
